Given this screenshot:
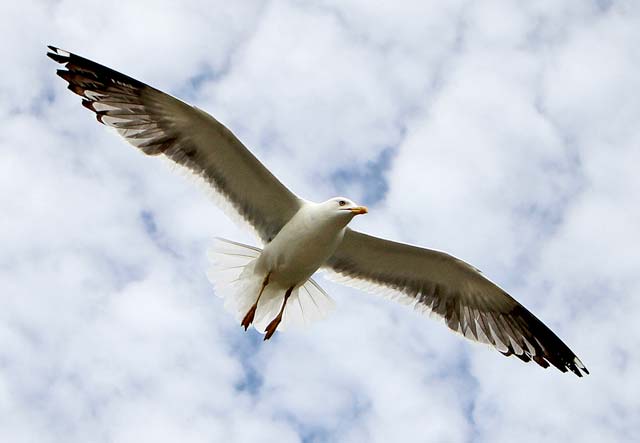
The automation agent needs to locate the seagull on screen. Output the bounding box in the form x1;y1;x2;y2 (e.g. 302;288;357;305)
47;46;588;376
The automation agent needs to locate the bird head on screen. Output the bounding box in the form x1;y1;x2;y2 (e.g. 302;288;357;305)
326;197;368;216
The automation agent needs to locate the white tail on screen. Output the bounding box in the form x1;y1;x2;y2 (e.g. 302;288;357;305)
207;238;335;334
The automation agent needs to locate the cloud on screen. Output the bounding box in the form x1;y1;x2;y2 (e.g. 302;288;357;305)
1;1;639;442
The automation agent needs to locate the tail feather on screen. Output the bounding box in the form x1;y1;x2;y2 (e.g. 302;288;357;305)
207;237;261;321
281;279;336;329
207;237;335;334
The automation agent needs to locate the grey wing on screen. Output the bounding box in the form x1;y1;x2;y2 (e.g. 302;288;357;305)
326;229;588;377
47;46;301;243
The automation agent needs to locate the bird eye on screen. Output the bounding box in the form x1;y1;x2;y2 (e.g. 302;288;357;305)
338;200;346;206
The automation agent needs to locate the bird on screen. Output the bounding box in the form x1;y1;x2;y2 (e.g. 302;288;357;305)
47;45;588;376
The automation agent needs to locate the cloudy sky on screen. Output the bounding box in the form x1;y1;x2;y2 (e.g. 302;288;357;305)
1;0;639;441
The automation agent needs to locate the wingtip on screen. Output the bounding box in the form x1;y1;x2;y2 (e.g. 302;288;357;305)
46;45;71;64
559;356;587;377
574;357;589;377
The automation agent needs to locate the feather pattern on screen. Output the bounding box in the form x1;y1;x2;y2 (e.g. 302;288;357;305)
325;229;589;376
47;46;301;244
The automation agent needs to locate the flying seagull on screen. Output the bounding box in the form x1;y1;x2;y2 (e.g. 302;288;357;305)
47;46;588;377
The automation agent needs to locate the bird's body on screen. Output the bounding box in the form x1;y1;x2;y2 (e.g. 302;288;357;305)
47;46;589;376
256;200;351;288
215;198;366;337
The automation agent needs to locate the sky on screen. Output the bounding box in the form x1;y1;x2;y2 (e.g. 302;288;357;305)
1;0;639;442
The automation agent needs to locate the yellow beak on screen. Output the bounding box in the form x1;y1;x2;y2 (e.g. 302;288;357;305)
350;206;368;215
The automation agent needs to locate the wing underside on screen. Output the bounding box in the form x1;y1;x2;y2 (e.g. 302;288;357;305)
47;45;301;243
326;229;588;376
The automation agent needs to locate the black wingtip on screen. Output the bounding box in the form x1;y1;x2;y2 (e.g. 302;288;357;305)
47;46;70;64
563;359;588;377
573;357;589;377
47;52;63;63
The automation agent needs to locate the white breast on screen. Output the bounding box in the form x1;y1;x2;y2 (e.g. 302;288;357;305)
256;202;347;287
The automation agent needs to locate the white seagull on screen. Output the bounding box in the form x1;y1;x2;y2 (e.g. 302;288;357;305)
48;46;588;376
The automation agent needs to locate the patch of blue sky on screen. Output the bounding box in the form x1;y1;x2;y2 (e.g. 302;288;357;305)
139;209;180;258
231;332;265;396
330;147;394;207
280;389;372;443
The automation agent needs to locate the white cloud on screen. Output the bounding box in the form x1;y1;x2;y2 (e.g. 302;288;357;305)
1;1;639;442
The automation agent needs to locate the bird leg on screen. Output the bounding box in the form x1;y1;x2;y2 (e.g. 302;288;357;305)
264;286;294;341
241;273;271;331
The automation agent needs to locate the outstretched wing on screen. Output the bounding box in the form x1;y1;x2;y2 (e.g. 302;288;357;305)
326;229;588;376
47;46;301;243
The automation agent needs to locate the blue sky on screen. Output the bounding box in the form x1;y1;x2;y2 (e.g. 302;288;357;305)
1;1;639;442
